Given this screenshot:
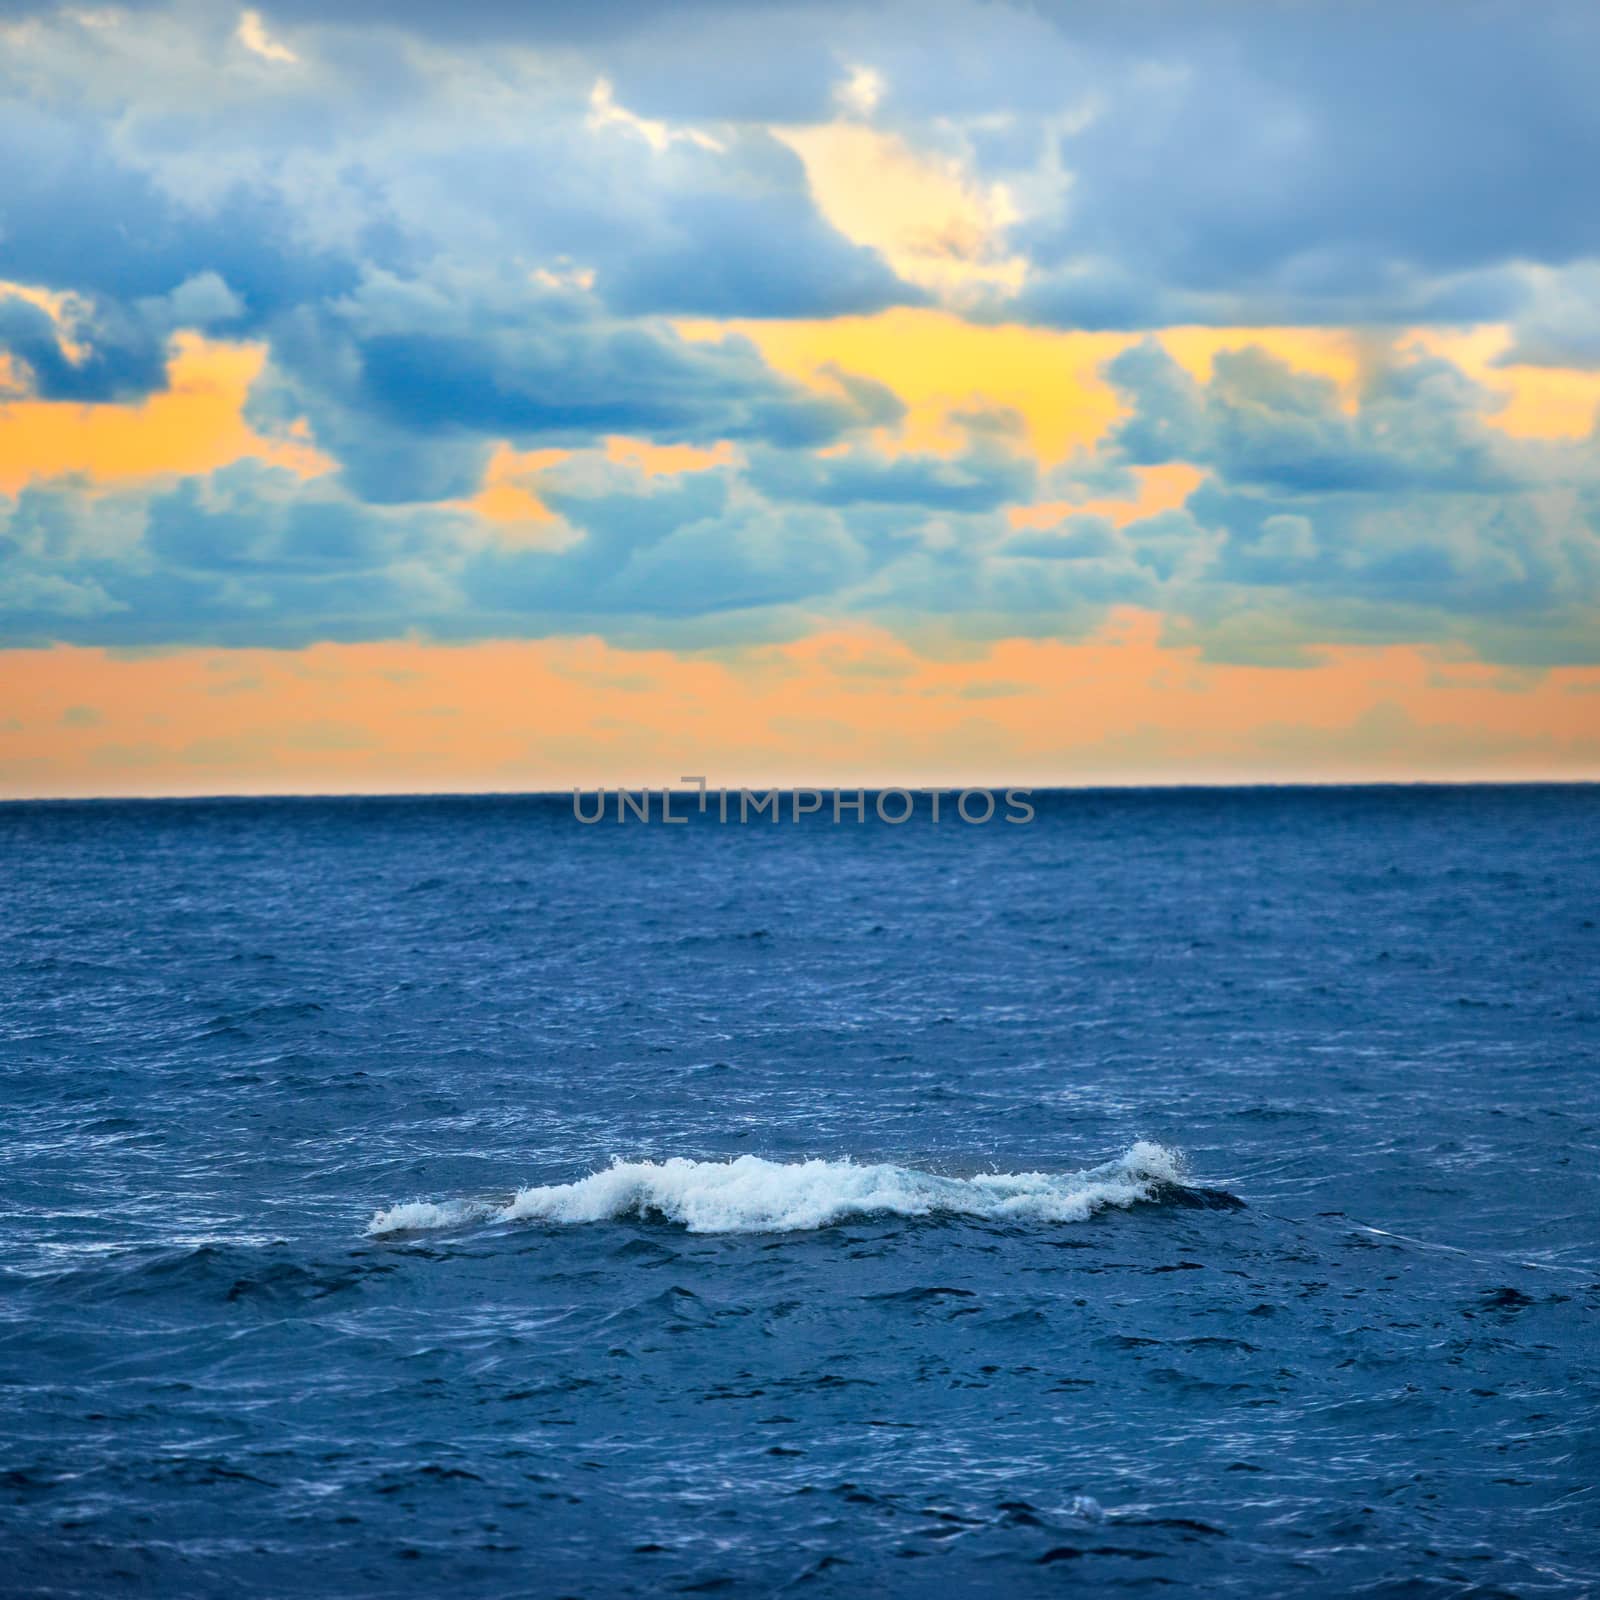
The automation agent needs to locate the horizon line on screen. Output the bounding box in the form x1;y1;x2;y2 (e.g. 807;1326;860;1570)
3;774;1597;806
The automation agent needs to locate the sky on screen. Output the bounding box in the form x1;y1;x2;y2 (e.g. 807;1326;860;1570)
2;0;1599;796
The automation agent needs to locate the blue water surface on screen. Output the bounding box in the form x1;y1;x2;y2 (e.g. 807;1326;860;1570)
1;786;1597;1597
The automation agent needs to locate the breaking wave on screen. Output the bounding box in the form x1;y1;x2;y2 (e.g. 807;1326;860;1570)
366;1141;1188;1237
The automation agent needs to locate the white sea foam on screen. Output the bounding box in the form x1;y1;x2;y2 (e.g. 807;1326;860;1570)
365;1141;1184;1237
364;1198;494;1233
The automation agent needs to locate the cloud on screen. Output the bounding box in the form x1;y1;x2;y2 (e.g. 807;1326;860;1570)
0;449;894;646
3;0;1600;675
0;463;473;646
0;32;914;329
1104;339;1526;494
1500;264;1600;371
243;270;907;502
743;437;1034;513
0;288;167;402
0;273;248;404
6;336;1599;664
5;0;1597;374
0;100;358;333
775;116;1025;304
9;0;1594;349
590;131;917;318
237;9;298;64
1100;339;1600;662
997;0;1600;326
1002;515;1120;561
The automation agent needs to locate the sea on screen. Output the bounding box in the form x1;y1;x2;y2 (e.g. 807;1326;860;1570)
1;784;1596;1597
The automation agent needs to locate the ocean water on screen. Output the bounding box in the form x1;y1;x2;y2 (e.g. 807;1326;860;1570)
1;785;1597;1598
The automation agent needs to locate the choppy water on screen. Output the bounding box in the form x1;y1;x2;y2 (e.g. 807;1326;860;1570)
2;786;1597;1597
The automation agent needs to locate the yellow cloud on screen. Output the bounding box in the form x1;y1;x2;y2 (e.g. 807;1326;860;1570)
458;444;569;540
603;436;735;476
679;310;1600;485
0;333;331;493
1160;326;1364;408
1409;325;1600;438
678;308;1129;462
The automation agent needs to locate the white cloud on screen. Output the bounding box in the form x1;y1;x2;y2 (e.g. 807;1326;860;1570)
587;77;723;153
236;10;297;64
775;121;1025;304
835;62;885;118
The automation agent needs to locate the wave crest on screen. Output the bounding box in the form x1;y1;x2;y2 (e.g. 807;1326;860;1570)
366;1141;1186;1237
